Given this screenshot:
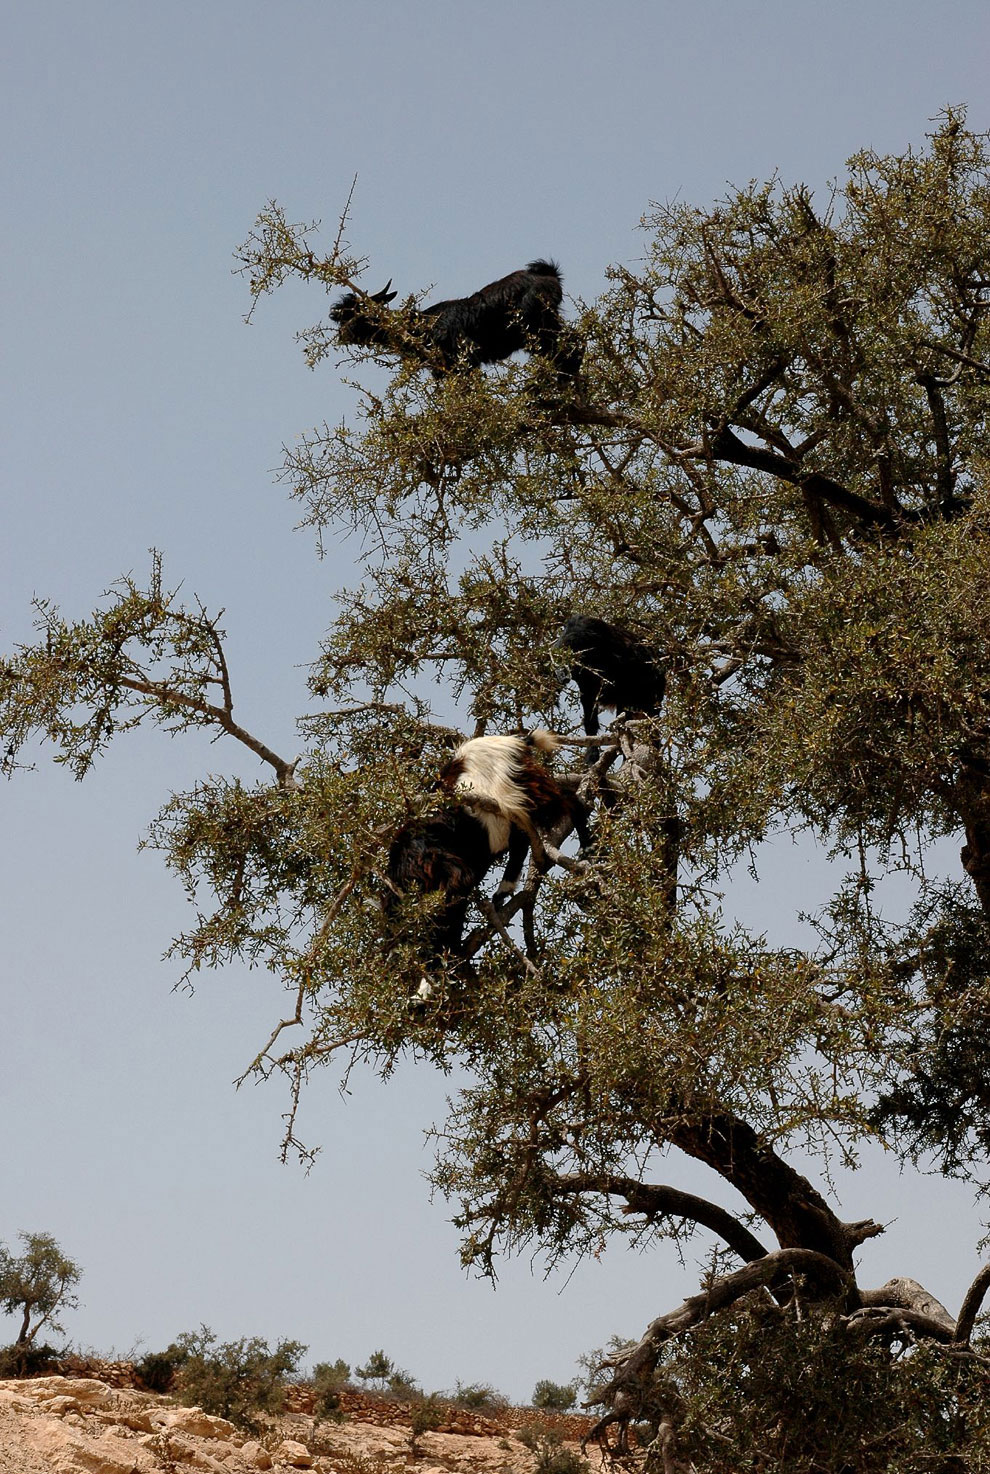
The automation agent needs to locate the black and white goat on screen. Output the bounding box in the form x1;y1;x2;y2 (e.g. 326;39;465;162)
331;261;582;376
385;731;590;970
557;616;667;739
438;731;591;893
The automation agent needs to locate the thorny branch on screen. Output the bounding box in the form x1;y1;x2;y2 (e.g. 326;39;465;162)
115;672;301;788
235;866;366;1092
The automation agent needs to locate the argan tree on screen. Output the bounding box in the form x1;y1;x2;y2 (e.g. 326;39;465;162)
0;1232;81;1349
6;111;990;1467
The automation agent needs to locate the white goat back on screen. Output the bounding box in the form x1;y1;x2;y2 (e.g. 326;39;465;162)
450;735;532;850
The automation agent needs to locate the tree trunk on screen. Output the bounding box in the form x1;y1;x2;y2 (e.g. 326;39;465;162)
959;801;990;916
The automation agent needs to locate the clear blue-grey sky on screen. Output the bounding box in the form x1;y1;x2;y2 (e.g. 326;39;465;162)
2;0;988;1400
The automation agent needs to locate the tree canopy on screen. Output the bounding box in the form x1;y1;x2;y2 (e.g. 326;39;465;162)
6;110;990;1467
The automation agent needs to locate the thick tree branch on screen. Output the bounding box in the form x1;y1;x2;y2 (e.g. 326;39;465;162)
920;338;990;379
553;403;967;535
952;758;990;916
476;897;540;976
731;355;789;416
708;427;898;529
860;1273;954;1332
858;1277;955;1333
956;1263;990;1344
552;1171;770;1263
668;1109;881;1266
843;1306;958;1344
917;372;957;508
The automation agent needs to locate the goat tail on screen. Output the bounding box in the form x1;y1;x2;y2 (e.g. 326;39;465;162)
526;260;562;280
528;728;561;756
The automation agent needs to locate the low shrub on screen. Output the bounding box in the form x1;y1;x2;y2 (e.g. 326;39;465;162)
312;1358;351;1422
385;1368;422;1401
449;1380;509;1412
167;1325;306;1431
517;1424;587;1474
409;1395;445;1455
134;1348;184;1393
0;1341;61;1378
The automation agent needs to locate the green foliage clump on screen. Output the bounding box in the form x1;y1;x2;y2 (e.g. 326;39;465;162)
167;1326;306;1431
409;1395;445;1453
134;1347;184;1393
871;883;990;1173
627;1302;990;1473
531;1379;577;1411
385;1368;422;1401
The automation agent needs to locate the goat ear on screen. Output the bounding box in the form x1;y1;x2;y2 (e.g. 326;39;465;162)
372;280;396;303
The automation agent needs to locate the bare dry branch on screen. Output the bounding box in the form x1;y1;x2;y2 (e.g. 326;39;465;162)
115;675;299;787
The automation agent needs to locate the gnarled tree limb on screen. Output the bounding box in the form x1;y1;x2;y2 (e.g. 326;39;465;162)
584;1247;854;1451
551;1171;770;1264
956;1263;990;1344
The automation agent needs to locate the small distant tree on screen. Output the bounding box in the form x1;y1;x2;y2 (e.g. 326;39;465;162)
312;1357;351;1420
354;1349;396;1392
0;1232;81;1347
532;1380;578;1412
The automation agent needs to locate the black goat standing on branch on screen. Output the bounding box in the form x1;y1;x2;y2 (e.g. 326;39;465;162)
384;732;590;971
384;807;498;961
556;616;668;739
330;261;583;376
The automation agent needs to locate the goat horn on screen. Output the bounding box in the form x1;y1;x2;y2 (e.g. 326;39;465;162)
371;280;396;303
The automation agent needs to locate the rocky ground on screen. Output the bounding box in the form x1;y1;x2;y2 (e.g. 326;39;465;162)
0;1364;604;1474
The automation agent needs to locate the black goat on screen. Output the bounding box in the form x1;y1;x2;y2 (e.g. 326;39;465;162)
331;261;582;375
385;806;499;962
385;732;590;970
557;616;667;738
